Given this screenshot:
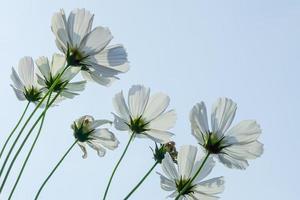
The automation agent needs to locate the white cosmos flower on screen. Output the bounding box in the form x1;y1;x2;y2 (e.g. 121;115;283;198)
10;57;42;102
71;115;119;159
112;85;176;144
36;53;86;100
158;145;224;200
190;97;263;169
51;8;129;86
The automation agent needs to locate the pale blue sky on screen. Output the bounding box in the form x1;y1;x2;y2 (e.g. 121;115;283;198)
0;0;299;199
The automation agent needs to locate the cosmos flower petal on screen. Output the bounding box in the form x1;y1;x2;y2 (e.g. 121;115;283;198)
149;110;176;131
178;145;197;180
190;193;219;200
90;129;119;150
67;8;94;48
81;70;117;86
217;153;248;170
112;91;130;120
91;120;112;129
192;156;215;183
211;98;237;137
194;176;225;196
143;92;170;121
223;141;263;160
157;172;176;191
87;141;106;157
11;68;24;90
145;129;173;144
35;56;51;80
18;57;35;87
65;81;86;91
162;153;179;180
51;9;69;53
50;53;66;76
128;85;150;119
10;85;26;101
77;142;88;159
190;102;210;144
80;26;113;56
226;120;261;144
112;113;130;131
94;44;129;72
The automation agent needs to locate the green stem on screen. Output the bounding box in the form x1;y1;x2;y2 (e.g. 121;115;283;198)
8;92;52;199
34;140;78;200
102;133;135;200
174;152;210;200
124;161;159;200
0;102;30;159
0;91;61;193
0;65;69;178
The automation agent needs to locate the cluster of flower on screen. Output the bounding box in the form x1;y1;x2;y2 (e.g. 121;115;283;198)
3;8;263;200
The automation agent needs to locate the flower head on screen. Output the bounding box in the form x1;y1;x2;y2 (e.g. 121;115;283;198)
71;115;119;158
11;57;43;103
190;97;264;169
51;8;129;86
153;141;178;164
158;145;224;199
112;85;177;144
36;53;86;101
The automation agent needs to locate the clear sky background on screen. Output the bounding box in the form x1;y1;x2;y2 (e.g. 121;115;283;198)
0;0;299;199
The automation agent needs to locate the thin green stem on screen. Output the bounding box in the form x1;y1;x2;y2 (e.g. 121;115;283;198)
8;92;52;199
174;152;211;200
102;133;135;200
34;140;78;200
0;65;69;178
0;91;61;193
0;102;30;159
124;161;159;200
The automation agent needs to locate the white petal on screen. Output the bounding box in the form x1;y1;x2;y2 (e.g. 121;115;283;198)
149;110;176;131
51;53;66;76
190;192;219;200
65;81;86;92
67;8;94;48
195;177;225;196
112;113;130;131
11;68;24;90
217;153;248;170
80;26;113;56
112;91;130;120
87;141;106;157
161;153;179;180
144;129;174;143
226;120;261;144
223;141;263;160
51;9;69;53
157;172;176;191
81;70;117;86
77;142;88;159
90;129;119;150
190;102;210;145
11;85;26;101
35;56;50;80
178;145;197;180
192;155;215;183
143;93;170;121
211;98;237;137
62;66;80;81
93;44;129;72
18;57;34;87
91;120;111;129
128;85;150;119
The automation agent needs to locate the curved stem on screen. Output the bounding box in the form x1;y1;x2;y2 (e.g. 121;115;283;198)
124;161;159;200
0;91;61;193
8;92;52;199
0;65;69;178
174;152;210;200
0;102;30;159
102;133;135;200
34;140;78;200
